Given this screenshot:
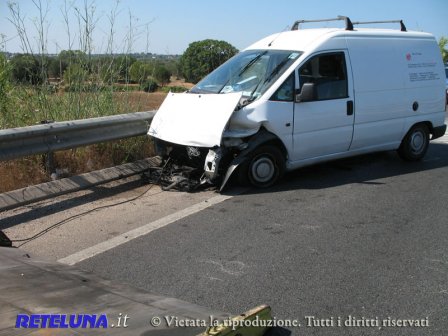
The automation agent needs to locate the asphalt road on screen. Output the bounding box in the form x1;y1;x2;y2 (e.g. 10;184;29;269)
75;136;448;336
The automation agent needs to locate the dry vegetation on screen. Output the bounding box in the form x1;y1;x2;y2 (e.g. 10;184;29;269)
0;79;194;193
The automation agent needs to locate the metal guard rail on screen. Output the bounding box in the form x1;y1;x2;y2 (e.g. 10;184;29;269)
0;111;156;161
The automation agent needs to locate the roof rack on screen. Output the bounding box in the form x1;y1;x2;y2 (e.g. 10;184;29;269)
291;16;407;32
352;20;407;32
291;16;353;31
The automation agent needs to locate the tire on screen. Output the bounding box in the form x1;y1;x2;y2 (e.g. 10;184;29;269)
239;145;285;188
398;124;430;161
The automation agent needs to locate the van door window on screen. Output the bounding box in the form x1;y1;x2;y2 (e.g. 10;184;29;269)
270;73;295;101
298;52;348;100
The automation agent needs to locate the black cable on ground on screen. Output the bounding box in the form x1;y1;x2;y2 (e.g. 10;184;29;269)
10;158;172;247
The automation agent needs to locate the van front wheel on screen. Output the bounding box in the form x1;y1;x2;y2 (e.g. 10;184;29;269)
398;124;429;161
241;145;285;188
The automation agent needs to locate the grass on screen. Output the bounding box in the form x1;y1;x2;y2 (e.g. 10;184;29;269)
0;78;194;193
2;85;156;129
1;78;193;128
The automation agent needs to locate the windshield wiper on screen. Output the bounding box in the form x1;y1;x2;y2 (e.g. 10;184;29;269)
246;56;291;103
245;80;262;104
263;56;291;84
238;51;268;77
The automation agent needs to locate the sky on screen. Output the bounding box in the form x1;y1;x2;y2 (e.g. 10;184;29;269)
0;0;447;55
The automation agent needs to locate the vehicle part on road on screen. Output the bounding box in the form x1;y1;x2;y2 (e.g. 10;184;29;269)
398;124;430;161
197;305;272;336
143;155;213;192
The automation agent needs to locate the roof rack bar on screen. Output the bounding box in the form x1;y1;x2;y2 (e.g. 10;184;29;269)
291;16;353;31
352;20;407;32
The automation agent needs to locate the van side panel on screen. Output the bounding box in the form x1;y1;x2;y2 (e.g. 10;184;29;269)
346;36;409;150
347;35;446;151
401;38;446;133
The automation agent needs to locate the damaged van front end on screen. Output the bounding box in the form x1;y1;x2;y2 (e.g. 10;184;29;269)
148;49;299;190
148;91;249;190
148;91;268;191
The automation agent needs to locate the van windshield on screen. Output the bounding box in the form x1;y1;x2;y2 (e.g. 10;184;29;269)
190;49;301;101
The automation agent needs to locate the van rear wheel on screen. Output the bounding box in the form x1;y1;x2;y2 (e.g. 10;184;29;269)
398;124;429;161
240;145;285;188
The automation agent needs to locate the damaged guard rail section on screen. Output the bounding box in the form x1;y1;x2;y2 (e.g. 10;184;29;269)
0;111;156;162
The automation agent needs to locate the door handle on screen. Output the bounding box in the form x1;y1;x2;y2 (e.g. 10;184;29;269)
347;100;354;116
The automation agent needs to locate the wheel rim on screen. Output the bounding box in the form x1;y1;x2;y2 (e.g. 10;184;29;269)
250;156;276;184
410;130;426;154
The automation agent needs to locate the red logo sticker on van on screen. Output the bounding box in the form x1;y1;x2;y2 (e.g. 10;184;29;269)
406;53;412;61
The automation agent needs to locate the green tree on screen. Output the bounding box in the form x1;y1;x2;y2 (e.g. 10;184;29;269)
439;37;448;63
61;50;87;68
179;39;238;83
64;63;87;90
129;61;152;84
45;50;87;80
154;65;171;86
163;58;180;79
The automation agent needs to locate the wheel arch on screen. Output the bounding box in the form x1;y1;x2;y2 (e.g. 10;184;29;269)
402;120;434;140
218;129;288;191
245;128;289;160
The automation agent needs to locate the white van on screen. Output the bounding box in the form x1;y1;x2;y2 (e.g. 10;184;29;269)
149;17;447;189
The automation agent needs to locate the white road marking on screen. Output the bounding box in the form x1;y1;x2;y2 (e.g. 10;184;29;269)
58;190;245;265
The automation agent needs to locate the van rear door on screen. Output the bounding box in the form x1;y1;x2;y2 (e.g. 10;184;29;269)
292;51;354;161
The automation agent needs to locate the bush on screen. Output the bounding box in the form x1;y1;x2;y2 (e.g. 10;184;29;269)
129;61;152;84
153;65;171;86
10;54;42;85
140;79;158;92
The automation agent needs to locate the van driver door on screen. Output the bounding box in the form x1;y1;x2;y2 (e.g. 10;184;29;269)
292;51;354;161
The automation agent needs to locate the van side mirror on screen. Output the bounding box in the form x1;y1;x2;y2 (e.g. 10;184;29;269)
295;83;316;102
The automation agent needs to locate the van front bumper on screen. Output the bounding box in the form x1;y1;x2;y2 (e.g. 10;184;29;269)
432;124;447;140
